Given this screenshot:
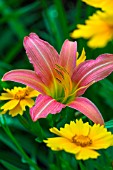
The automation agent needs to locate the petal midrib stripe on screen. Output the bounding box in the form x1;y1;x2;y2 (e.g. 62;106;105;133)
30;39;55;77
33;99;55;120
76;61;113;86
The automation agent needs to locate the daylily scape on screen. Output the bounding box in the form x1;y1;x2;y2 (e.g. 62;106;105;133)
2;33;113;124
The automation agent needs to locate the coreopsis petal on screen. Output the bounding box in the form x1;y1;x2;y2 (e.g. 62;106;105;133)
9;104;23;116
30;94;65;121
71;11;113;48
68;97;104;125
0;92;13;100
25;87;40;98
50;124;75;140
2;70;46;94
87;31;112;48
76;148;100;160
44;137;81;154
50;119;90;140
24;33;59;85
88;124;113;149
1;100;19;111
20;98;34;111
70;119;90;136
0;110;7;115
72;54;113;96
82;0;113;13
59;40;77;76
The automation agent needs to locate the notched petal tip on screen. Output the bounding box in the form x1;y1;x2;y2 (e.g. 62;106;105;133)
24;33;40;45
23;36;28;41
29;32;39;39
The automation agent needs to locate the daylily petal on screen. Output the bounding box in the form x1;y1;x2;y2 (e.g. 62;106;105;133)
23;33;59;85
2;69;46;94
68;97;104;125
72;54;113;96
30;94;65;121
59;40;77;76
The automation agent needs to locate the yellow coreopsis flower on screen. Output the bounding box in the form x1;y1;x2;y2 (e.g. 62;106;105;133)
71;11;113;48
82;0;113;13
0;86;39;117
44;119;113;160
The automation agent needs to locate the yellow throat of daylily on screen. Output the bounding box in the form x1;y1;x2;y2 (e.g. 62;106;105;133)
49;48;86;104
54;64;73;103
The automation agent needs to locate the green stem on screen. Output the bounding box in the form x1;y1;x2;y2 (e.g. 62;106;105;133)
1;116;41;170
78;160;86;170
53;0;69;39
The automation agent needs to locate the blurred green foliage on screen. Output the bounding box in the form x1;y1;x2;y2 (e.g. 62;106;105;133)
0;0;113;169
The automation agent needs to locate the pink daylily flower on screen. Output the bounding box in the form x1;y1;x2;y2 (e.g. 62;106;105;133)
2;33;113;124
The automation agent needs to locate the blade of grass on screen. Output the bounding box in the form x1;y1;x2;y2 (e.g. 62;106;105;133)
0;160;21;170
0;116;41;170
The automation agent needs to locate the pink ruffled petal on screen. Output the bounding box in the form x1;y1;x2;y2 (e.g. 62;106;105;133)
23;33;59;85
68;97;104;125
30;94;65;121
59;40;77;76
72;54;113;96
2;69;46;94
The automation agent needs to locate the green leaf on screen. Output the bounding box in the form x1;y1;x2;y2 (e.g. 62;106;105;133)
105;120;113;128
0;160;21;170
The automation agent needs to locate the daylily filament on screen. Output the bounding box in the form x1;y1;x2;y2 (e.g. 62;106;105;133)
54;64;73;103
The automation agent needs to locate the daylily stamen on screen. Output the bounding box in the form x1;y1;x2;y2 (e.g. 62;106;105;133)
68;81;95;98
54;64;73;103
56;77;62;83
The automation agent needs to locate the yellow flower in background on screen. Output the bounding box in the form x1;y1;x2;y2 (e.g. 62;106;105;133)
71;11;113;48
0;86;39;117
44;119;113;160
82;0;113;13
